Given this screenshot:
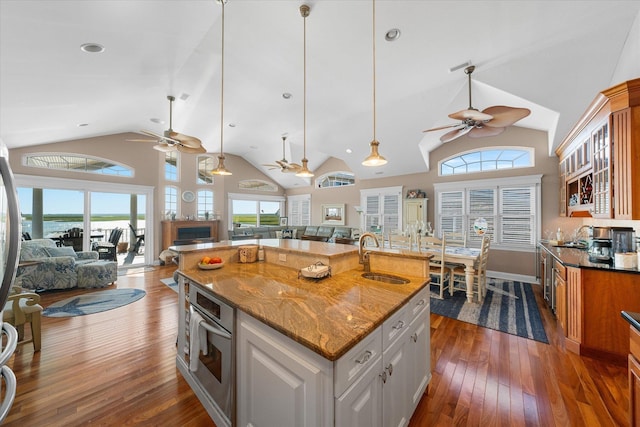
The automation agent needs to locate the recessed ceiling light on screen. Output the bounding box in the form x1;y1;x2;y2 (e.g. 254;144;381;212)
345;148;353;154
228;123;236;128
150;118;165;124
179;93;190;101
375;171;384;175
77;123;89;127
80;43;105;53
282;93;292;99
385;29;401;42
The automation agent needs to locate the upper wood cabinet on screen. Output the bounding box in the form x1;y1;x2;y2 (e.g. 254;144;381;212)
556;78;640;219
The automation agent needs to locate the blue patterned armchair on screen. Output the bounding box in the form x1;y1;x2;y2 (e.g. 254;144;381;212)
17;239;117;291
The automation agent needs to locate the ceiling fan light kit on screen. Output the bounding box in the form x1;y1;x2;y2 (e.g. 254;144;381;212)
362;0;387;167
295;4;314;178
423;64;531;143
263;136;303;173
211;0;231;175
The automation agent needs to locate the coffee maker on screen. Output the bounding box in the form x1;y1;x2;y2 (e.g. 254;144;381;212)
589;226;612;263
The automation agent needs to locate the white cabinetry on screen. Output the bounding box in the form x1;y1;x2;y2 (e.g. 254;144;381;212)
403;199;428;229
237;288;430;427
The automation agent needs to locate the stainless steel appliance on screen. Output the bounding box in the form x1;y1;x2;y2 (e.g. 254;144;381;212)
188;284;235;425
611;227;636;253
0;144;21;422
589;226;613;263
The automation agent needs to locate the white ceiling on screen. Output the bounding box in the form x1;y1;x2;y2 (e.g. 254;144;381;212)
1;0;639;188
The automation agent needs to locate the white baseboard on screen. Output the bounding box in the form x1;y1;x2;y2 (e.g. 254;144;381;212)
487;270;539;285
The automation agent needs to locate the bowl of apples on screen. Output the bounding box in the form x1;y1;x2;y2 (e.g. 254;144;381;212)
198;256;225;270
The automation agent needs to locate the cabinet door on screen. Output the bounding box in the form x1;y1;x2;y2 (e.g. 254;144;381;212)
335;356;383;427
612;108;639;219
403;199;427;229
237;312;332;427
382;330;410;427
591;121;612;218
407;309;430;413
630;355;640;427
555;271;567;335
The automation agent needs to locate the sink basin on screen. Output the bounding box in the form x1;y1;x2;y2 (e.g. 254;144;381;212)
361;272;410;285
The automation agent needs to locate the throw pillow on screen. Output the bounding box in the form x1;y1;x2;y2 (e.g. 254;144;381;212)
275;230;283;239
351;229;362;240
44;246;78;258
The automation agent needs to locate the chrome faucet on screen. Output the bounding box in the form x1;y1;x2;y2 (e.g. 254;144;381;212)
359;232;380;271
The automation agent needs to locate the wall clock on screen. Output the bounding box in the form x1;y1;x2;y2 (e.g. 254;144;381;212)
181;191;195;203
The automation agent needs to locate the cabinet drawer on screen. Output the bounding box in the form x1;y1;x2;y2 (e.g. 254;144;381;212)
334;326;382;398
631;326;640;360
553;259;566;279
407;287;429;323
383;304;409;350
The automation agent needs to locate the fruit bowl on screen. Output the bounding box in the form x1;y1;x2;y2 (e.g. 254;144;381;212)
198;260;225;270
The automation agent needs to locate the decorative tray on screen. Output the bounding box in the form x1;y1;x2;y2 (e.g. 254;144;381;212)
198;261;225;270
298;262;331;279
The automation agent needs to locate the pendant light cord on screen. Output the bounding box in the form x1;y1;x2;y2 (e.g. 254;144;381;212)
220;0;225;157
303;7;307;161
372;0;376;141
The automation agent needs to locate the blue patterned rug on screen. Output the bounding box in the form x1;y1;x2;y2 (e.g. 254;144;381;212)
43;288;146;317
430;280;548;343
160;278;178;293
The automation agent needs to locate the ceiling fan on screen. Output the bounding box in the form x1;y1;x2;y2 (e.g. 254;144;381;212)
128;95;206;154
423;65;531;143
262;136;302;173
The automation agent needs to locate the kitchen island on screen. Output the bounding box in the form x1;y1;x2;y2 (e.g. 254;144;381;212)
538;241;640;364
173;239;432;426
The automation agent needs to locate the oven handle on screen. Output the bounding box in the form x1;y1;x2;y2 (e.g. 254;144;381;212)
198;316;232;340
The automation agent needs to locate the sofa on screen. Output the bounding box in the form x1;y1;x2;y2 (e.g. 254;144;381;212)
228;225;360;244
17;239;118;291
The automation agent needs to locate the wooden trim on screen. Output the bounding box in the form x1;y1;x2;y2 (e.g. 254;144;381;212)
601;77;640;111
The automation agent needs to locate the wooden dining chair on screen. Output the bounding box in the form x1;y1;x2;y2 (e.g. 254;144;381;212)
450;235;491;302
388;233;412;249
444;231;467;247
420;236;452;299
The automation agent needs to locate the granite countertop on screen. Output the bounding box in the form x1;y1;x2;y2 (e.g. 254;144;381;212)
622;311;640;331
179;261;428;361
539;241;640;274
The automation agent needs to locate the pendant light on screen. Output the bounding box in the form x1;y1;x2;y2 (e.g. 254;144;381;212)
296;4;314;178
362;0;387;167
212;0;231;175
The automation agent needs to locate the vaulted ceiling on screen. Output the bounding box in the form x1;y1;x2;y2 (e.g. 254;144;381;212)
1;1;639;188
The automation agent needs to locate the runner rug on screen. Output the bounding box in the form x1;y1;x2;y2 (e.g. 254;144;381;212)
430;280;548;343
43;288;146;317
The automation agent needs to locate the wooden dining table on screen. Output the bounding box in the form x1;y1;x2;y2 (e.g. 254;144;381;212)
419;245;482;303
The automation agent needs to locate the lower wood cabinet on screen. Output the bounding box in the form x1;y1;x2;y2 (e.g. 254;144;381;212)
629;326;640;426
237;288;430;427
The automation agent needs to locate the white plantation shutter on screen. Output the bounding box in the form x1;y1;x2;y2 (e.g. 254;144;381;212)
288;194;311;226
435;175;541;250
361;187;402;234
439;191;464;236
500;187;535;245
468;188;495;245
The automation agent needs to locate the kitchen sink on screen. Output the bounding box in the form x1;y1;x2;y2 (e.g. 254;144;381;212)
361;272;410;285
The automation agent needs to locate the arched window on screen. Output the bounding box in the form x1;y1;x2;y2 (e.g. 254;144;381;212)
315;171;355;188
197;155;215;184
23;153;133;177
439;147;534;176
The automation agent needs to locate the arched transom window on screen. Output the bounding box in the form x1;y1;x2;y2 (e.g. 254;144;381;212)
439;147;534;176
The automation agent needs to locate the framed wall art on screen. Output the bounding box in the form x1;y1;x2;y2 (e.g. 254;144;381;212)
321;203;345;225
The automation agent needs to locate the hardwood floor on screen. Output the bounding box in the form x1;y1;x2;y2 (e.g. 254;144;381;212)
3;265;629;426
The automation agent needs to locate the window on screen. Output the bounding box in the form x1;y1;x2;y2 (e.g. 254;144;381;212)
197;189;214;219
228;193;285;229
434;175;541;251
197;155;215;184
360;186;402;235
287;194;311;226
165;185;178;218
165;151;178;181
23;153;133;177
439;147;533;176
315;171;355;188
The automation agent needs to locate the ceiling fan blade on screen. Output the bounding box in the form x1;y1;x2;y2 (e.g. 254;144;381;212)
448;109;493;122
440;126;473;143
168;132;203;148
482;106;531;128
127;139;157;143
141;130;180;145
177;144;206;154
422;123;462;133
468;126;506;138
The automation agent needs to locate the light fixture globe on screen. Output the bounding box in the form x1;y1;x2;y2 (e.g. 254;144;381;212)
212;154;232;176
295;158;314;178
362;140;387;166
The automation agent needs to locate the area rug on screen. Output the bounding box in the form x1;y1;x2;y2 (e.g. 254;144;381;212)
160;277;178;293
43;288;146;317
430;280;548;343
